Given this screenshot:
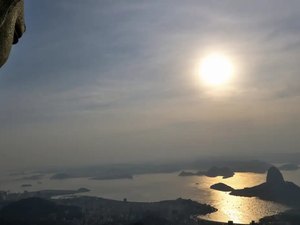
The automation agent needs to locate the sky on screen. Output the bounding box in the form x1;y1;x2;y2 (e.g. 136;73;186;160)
1;0;300;170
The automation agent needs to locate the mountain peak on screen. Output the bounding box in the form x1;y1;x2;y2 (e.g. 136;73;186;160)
266;166;285;185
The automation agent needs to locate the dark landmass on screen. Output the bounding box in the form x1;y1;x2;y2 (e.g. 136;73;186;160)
0;198;82;225
279;163;299;171
21;184;32;188
179;167;234;179
259;209;300;225
39;159;272;182
0;188;90;203
205;167;234;178
179;171;197;176
59;196;216;220
230;166;300;207
190;159;272;174
1;189;298;225
179;160;271;179
0;196;217;225
210;183;234;192
0;195;297;225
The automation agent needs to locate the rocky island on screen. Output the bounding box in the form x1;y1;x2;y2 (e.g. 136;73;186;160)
230;166;300;207
179;166;234;179
210;183;234;192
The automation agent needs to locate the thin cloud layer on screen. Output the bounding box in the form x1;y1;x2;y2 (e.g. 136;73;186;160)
1;1;300;169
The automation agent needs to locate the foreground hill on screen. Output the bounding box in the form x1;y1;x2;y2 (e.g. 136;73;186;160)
0;197;82;225
0;196;216;225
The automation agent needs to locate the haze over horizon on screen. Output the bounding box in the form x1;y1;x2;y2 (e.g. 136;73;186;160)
1;1;300;170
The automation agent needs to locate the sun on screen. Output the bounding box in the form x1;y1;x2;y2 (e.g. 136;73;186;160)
200;53;233;86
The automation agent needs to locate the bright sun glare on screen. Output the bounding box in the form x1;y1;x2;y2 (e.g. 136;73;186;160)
200;53;233;86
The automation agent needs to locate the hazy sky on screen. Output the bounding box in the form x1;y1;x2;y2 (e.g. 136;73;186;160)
1;1;300;170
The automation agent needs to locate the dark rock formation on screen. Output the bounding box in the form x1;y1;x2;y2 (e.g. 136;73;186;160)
266;166;285;185
0;198;82;224
205;167;234;179
178;167;234;179
230;166;300;207
210;183;234;192
260;209;300;225
0;0;25;68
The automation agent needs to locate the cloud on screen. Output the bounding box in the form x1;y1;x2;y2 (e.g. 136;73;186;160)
1;0;300;169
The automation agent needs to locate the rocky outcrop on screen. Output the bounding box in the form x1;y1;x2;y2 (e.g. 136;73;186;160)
266;166;285;185
210;183;234;192
230;166;300;207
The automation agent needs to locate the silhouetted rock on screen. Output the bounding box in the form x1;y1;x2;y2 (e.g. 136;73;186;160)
210;183;234;192
260;209;300;225
230;166;300;207
205;167;234;179
0;198;82;224
266;166;285;185
178;167;234;178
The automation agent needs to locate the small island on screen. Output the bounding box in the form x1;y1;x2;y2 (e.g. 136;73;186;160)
210;183;234;192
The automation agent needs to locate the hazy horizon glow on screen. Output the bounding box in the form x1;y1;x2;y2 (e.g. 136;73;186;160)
1;1;300;170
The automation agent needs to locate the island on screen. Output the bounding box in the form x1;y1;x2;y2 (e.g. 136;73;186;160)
205;167;235;178
210;183;234;192
179;167;234;179
50;172;134;180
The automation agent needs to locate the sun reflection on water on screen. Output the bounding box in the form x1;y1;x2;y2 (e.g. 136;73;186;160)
194;173;289;224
